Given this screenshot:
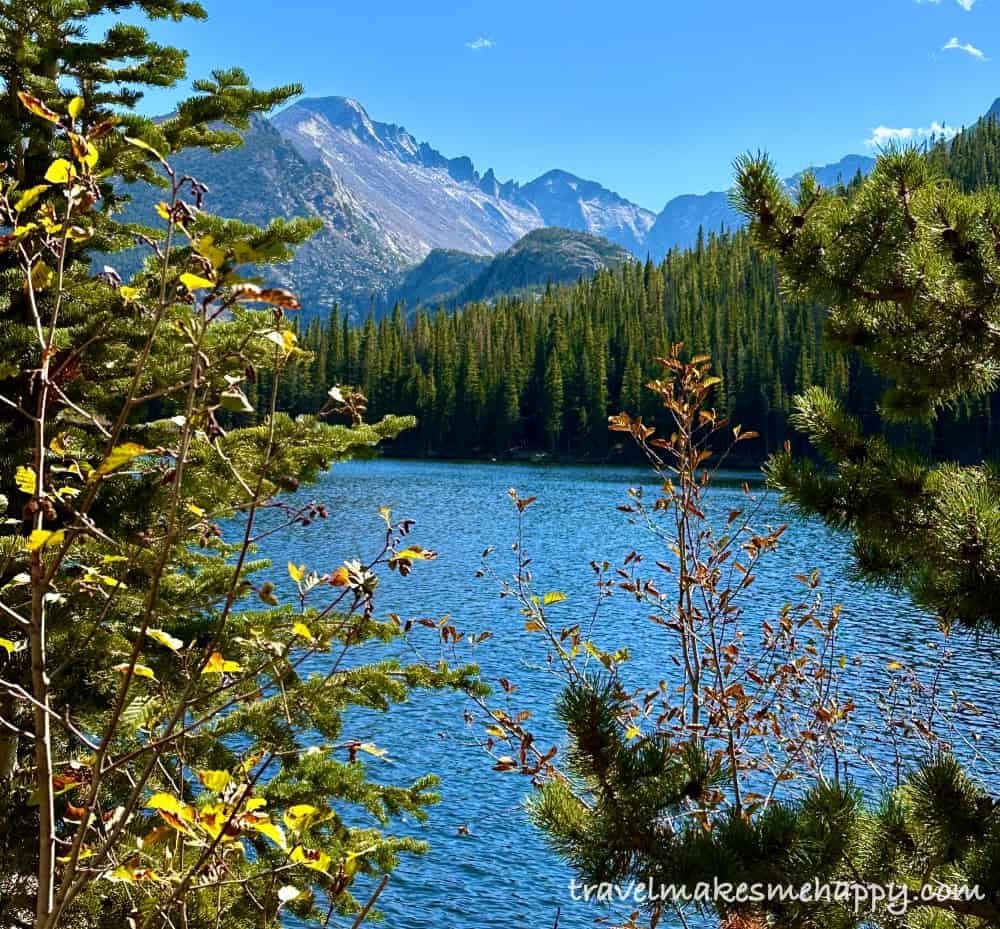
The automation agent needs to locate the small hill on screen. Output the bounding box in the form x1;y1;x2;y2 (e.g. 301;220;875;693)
390;228;632;308
386;249;492;307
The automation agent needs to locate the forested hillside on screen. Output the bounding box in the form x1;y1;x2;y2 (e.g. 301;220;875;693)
266;232;838;458
265;112;1000;462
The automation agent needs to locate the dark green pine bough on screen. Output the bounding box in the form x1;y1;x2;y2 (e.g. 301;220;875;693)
736;148;1000;636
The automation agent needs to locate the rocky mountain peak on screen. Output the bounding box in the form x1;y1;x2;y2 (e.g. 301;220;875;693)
291;96;377;138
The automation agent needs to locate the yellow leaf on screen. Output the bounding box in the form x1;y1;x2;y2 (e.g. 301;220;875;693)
195;236;226;269
107;861;161;884
358;742;387;757
107;865;138;883
68;96;84;119
30;262;54;291
180;272;215;292
202;652;242;674
197;769;231;792
583;640;602;661
58;846;95;864
0;638;16;655
395;546;437;561
146;793;187;815
542;591;567;606
625;725;641;740
14;184;49;211
114;663;156;680
264;329;296;353
146;793;196;834
124;136;164;161
290;844;332;874
292;622;313;641
94;443;147;478
186;503;206;518
330;566;350;587
119;286;139;303
147;629;183;652
81;141;98;169
283;804;320;831
287;562;305;583
886;660;904;671
65;225;91;243
250;819;286;848
26;529;65;552
154;202;171;220
44;159;75;184
15;466;36;495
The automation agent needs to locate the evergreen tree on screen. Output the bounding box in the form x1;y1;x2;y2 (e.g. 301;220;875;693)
0;5;483;928
542;351;564;451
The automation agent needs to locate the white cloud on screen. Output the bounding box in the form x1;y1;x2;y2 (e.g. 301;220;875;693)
942;36;986;58
465;36;494;50
917;0;976;10
865;121;958;147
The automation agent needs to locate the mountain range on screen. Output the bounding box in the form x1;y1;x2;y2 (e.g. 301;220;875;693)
126;95;876;316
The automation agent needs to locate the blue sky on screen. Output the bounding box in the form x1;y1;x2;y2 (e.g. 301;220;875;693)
118;0;1000;210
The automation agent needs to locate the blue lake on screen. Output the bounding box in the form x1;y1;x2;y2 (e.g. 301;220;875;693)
270;458;1000;929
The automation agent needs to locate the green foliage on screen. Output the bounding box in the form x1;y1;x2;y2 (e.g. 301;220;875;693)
0;6;482;929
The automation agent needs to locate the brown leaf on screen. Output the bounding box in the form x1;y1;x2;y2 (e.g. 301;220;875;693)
18;92;61;124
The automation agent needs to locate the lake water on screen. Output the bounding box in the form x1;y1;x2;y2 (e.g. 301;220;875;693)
270;458;1000;929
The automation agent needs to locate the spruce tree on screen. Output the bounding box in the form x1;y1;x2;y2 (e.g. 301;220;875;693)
0;5;484;928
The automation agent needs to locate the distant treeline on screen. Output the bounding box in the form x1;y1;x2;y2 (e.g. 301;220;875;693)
258;114;1000;463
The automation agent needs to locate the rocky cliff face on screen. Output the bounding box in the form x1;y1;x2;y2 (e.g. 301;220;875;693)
272;97;544;264
121;115;408;314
